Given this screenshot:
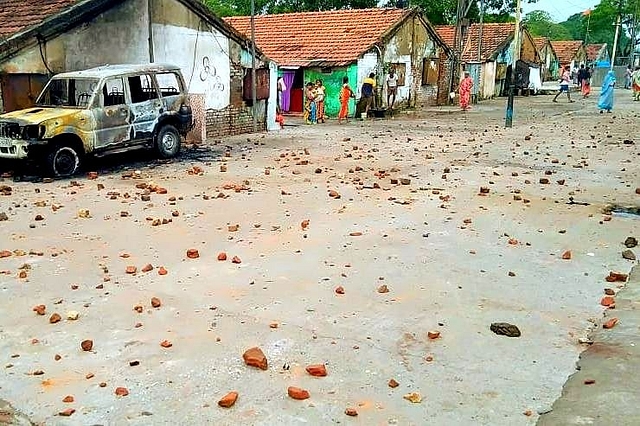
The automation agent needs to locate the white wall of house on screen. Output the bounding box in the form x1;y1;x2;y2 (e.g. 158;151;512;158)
356;52;378;98
152;23;231;111
482;61;496;99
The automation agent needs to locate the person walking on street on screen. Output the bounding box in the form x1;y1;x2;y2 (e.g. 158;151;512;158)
361;72;376;119
277;76;286;112
624;65;633;89
304;82;316;124
553;66;574;103
386;68;398;109
581;66;591;98
598;70;616;113
338;76;355;124
459;71;473;111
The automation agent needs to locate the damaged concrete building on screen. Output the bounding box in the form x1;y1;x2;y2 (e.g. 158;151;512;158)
0;0;277;141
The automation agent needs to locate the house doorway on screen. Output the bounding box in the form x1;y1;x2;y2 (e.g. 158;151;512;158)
280;68;304;114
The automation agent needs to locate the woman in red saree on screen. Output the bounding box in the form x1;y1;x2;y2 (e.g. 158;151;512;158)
581;66;591;98
459;71;473;111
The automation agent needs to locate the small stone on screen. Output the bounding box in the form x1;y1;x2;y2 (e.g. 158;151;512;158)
67;311;79;320
242;347;268;370
349;232;363;236
129;360;140;366
335;286;345;294
479;186;490;194
400;178;411;185
231;256;242;264
81;340;93;351
301;219;310;230
141;264;153;273
125;266;137;274
345;408;358;416
133;305;144;313
605;272;628;282
151;297;162;308
49;313;62;324
328;190;340;199
584;379;596;385
600;296;615;307
86;373;94;379
54;354;62;361
34;214;44;221
561;250;572;260
115;387;129;396
33;304;46;315
305;364;327;377
62;395;74;403
0;212;8;221
186;249;200;259
388;379;400;388
58;408;76;417
403;392;422;403
603;318;619;329
217;252;227;261
622;249;636;260
539;178;550;184
99;382;107;387
158;267;168;275
160;340;172;348
508;271;516;277
377;284;389;293
490;322;521;337
269;322;278;328
287;386;310;400
228;224;239;232
218;391;239;408
604;288;615;296
624;237;638;248
427;330;440;339
77;209;91;218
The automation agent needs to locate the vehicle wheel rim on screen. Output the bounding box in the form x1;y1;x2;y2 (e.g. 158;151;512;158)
54;148;77;176
162;133;176;151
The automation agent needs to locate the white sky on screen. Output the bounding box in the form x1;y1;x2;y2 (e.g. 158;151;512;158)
521;0;600;22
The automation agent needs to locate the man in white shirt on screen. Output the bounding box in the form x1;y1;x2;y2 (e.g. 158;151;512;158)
386;69;398;109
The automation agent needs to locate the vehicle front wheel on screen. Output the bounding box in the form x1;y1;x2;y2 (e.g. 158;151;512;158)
155;124;181;158
46;144;81;178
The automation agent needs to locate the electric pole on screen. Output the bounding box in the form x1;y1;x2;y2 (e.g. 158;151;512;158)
250;0;257;132
505;0;522;128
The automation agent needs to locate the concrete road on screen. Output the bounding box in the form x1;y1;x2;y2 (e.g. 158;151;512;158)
0;90;638;425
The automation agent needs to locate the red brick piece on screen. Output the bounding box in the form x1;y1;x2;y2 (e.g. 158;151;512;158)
600;296;615;307
603;318;619;329
33;304;46;315
242;347;268;370
141;264;153;273
218;391;239;408
115;387;129;396
151;297;162;308
186;249;200;259
287;386;310;400
58;408;75;416
81;340;93;351
305;364;327;377
217;252;227;261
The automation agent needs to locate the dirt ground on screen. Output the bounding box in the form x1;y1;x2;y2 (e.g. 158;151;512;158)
1;91;639;426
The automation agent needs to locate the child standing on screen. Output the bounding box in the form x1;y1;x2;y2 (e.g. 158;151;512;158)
338;76;354;124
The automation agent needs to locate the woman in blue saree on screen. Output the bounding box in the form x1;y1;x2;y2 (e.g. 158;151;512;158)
598;70;616;113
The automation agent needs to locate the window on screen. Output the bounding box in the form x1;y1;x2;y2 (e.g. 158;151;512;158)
102;77;126;106
156;72;181;97
36;78;98;108
128;74;158;103
422;58;439;86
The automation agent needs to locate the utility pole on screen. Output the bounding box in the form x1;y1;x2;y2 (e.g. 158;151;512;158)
611;14;622;69
505;0;522;128
448;0;468;104
250;0;257;132
477;0;485;62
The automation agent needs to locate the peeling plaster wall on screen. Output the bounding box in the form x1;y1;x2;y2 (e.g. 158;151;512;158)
356;52;379;98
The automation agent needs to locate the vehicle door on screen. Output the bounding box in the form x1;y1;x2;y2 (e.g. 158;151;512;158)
127;73;163;141
93;76;131;149
155;71;184;112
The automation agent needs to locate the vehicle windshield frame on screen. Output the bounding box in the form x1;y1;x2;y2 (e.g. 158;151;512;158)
35;76;101;109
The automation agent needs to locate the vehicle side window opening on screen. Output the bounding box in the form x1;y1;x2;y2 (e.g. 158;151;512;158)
37;78;97;108
102;77;126;106
128;74;158;103
156;72;182;97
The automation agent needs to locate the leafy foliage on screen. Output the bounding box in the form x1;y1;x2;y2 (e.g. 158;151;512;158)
523;10;571;40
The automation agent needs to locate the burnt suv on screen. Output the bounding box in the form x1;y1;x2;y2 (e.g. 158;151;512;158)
0;64;193;177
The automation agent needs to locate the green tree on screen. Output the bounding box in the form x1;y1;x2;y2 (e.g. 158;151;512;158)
523;10;572;40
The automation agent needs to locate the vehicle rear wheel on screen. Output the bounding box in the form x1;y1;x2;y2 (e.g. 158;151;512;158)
155;124;181;158
46;144;81;178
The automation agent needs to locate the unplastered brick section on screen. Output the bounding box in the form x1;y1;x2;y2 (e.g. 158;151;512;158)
205;105;265;139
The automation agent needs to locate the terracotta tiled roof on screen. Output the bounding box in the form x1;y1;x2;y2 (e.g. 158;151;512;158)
586;43;605;61
550;40;583;65
533;37;549;52
436;23;515;62
224;8;411;66
0;0;78;39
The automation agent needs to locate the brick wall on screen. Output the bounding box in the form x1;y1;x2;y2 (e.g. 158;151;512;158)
204;63;266;139
205;105;266;139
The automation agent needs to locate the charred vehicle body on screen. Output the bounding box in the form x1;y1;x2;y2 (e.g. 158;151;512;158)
0;64;193;177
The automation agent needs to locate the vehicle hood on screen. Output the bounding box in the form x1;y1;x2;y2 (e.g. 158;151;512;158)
0;107;83;125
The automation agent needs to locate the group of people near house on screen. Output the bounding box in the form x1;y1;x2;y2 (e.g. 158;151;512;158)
275;68;400;125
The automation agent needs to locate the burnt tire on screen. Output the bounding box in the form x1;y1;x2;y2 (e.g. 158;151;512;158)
46;144;81;178
155;125;181;158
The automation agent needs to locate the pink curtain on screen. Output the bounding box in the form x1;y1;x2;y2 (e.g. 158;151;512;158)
282;71;295;112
